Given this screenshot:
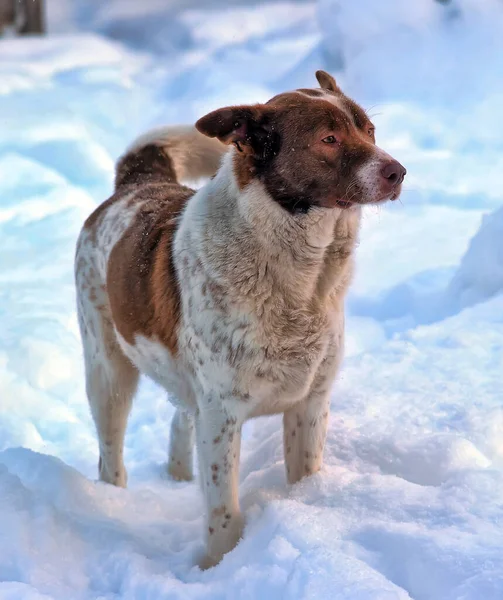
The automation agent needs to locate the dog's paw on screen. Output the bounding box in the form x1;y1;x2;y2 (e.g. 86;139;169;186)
167;461;194;482
197;553;221;571
197;513;245;569
99;458;128;488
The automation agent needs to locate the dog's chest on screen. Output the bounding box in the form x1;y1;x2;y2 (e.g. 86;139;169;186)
176;266;337;412
115;251;339;415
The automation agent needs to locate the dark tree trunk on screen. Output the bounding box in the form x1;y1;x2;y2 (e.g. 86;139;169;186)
0;0;14;30
18;0;45;34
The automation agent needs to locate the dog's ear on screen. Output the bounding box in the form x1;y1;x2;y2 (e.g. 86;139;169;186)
195;105;276;157
315;70;340;93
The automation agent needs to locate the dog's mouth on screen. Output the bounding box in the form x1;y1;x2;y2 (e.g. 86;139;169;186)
374;186;403;205
334;193;401;209
325;184;403;209
390;188;402;201
368;181;404;206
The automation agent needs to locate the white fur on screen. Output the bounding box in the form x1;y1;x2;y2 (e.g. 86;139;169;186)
295;89;353;119
76;191;140;279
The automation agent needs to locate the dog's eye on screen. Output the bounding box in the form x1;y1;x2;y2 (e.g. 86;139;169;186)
322;135;337;144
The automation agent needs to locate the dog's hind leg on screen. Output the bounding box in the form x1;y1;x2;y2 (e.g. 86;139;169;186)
77;280;139;488
168;408;195;481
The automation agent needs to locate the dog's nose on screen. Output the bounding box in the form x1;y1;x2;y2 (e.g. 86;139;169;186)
381;160;406;186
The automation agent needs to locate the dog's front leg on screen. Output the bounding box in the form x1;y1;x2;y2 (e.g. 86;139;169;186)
195;403;244;569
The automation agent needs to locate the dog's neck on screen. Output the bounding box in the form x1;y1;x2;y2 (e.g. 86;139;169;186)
179;151;361;310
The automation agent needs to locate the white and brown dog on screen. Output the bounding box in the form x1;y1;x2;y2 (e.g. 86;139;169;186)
75;70;405;568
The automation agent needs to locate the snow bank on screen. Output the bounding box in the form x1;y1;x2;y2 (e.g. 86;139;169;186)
445;205;503;310
318;0;503;106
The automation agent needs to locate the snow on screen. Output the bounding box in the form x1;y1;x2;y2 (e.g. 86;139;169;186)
446;205;503;312
1;0;502;598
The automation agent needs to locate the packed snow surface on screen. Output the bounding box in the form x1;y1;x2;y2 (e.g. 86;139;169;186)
1;1;502;598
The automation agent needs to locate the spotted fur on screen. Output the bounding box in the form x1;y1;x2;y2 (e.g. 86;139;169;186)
75;72;405;569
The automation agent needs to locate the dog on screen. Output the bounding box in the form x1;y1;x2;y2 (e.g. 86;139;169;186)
75;70;405;568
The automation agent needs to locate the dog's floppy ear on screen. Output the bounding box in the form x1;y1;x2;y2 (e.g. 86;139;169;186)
315;70;340;93
195;105;276;157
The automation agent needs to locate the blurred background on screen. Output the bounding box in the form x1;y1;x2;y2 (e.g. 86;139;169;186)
1;2;503;598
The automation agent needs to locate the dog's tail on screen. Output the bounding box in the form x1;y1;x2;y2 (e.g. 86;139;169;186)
115;125;227;189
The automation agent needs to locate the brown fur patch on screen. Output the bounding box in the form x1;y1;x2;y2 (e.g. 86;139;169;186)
106;182;193;355
115;144;178;188
233;150;256;189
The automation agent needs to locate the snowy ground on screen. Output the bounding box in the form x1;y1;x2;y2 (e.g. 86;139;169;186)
1;1;503;598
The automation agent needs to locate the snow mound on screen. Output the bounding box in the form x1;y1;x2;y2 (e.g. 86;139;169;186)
446;205;503;310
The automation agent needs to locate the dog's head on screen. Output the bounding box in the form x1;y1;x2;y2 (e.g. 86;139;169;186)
195;70;405;213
